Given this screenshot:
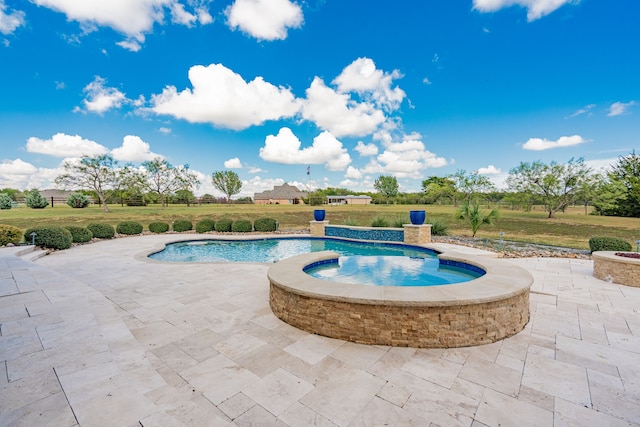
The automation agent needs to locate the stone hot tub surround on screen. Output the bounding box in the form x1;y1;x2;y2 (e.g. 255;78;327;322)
268;249;533;348
593;251;640;287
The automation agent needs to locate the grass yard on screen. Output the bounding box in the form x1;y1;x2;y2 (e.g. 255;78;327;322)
2;202;639;250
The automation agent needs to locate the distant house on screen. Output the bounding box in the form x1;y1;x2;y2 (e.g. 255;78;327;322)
254;183;307;205
327;195;372;205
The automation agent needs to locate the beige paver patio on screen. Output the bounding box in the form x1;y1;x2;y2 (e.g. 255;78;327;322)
1;234;639;426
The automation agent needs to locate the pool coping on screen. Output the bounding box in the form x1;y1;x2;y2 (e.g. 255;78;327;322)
267;249;533;307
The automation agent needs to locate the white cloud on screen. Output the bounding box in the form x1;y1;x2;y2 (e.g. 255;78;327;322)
344;166;363;179
477;165;501;175
422;77;432;85
247;166;264;174
0;158;37;175
332;57;405;112
361;131;447;179
522;134;586;151
224;157;243;168
259;127;351;171
608;101;636;117
0;159;64;190
111;135;161;162
566;103;595;118
225;0;303;41
301;77;385;138
26;133;109;157
32;0;212;50
473;0;577;21
75;76;127;114
150;63;300;130
0;1;26;35
355;141;378;156
158;127;171;134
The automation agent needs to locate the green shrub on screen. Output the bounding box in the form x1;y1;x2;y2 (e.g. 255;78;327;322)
0;193;12;210
148;222;169;233
0;224;22;245
428;219;449;236
87;223;115;239
66;193;90;208
195;219;216;233
65;226;93;243
172;219;193;232
116;221;143;235
343;217;359;226
23;226;72;250
232;219;253;232
391;214;410;228
589;236;632;253
253;217;277;232
25;189;49;209
214;218;233;232
371;216;390;227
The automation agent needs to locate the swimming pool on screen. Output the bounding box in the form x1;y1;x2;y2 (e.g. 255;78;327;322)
148;237;438;263
147;237;484;287
305;255;482;286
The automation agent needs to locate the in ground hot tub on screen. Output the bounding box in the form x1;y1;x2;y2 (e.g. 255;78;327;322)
268;250;533;348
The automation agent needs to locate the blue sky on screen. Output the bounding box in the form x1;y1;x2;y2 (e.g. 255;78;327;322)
0;0;638;198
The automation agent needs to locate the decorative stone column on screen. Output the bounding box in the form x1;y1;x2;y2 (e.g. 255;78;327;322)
310;220;328;237
403;224;431;244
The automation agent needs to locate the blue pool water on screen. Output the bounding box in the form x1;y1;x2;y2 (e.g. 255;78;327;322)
148;238;484;286
305;256;482;287
149;238;436;263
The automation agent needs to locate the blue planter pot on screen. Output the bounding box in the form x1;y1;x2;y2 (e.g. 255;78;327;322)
409;210;426;225
313;209;326;221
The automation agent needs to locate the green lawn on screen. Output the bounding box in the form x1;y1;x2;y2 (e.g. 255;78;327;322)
2;203;639;250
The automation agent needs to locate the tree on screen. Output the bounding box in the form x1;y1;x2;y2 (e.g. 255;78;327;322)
457;200;499;237
506;158;596;218
126;158;200;208
55;154;122;212
605;151;640;217
25;189;49;209
374;175;399;198
449;169;496;205
421;176;456;204
211;171;242;203
0;193;12;209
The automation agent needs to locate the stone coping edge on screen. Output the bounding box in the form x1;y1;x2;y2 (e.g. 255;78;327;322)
267;249;533;307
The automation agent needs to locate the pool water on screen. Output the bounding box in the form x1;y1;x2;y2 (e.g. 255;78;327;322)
149;238;484;286
305;256;482;287
148;238;436;263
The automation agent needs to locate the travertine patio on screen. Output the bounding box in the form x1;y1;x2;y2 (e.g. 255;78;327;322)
1;234;639;426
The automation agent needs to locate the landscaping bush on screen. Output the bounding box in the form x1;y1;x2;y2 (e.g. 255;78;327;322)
589;236;632;253
25;189;49;209
0;224;22;245
214;218;233;232
87;223;115;239
65;226;93;243
66;193;91;208
0;193;12;210
392;214;410;228
116;221;143;235
371;216;390;227
232;219;253;232
195;219;216;233
23;226;72;250
148;222;169;233
253;217;277;232
172;219;193;232
428;219;449;236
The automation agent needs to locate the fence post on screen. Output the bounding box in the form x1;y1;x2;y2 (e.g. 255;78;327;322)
51;196;54;207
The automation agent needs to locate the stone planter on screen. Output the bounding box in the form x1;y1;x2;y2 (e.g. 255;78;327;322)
409;210;426;225
593;251;640;287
